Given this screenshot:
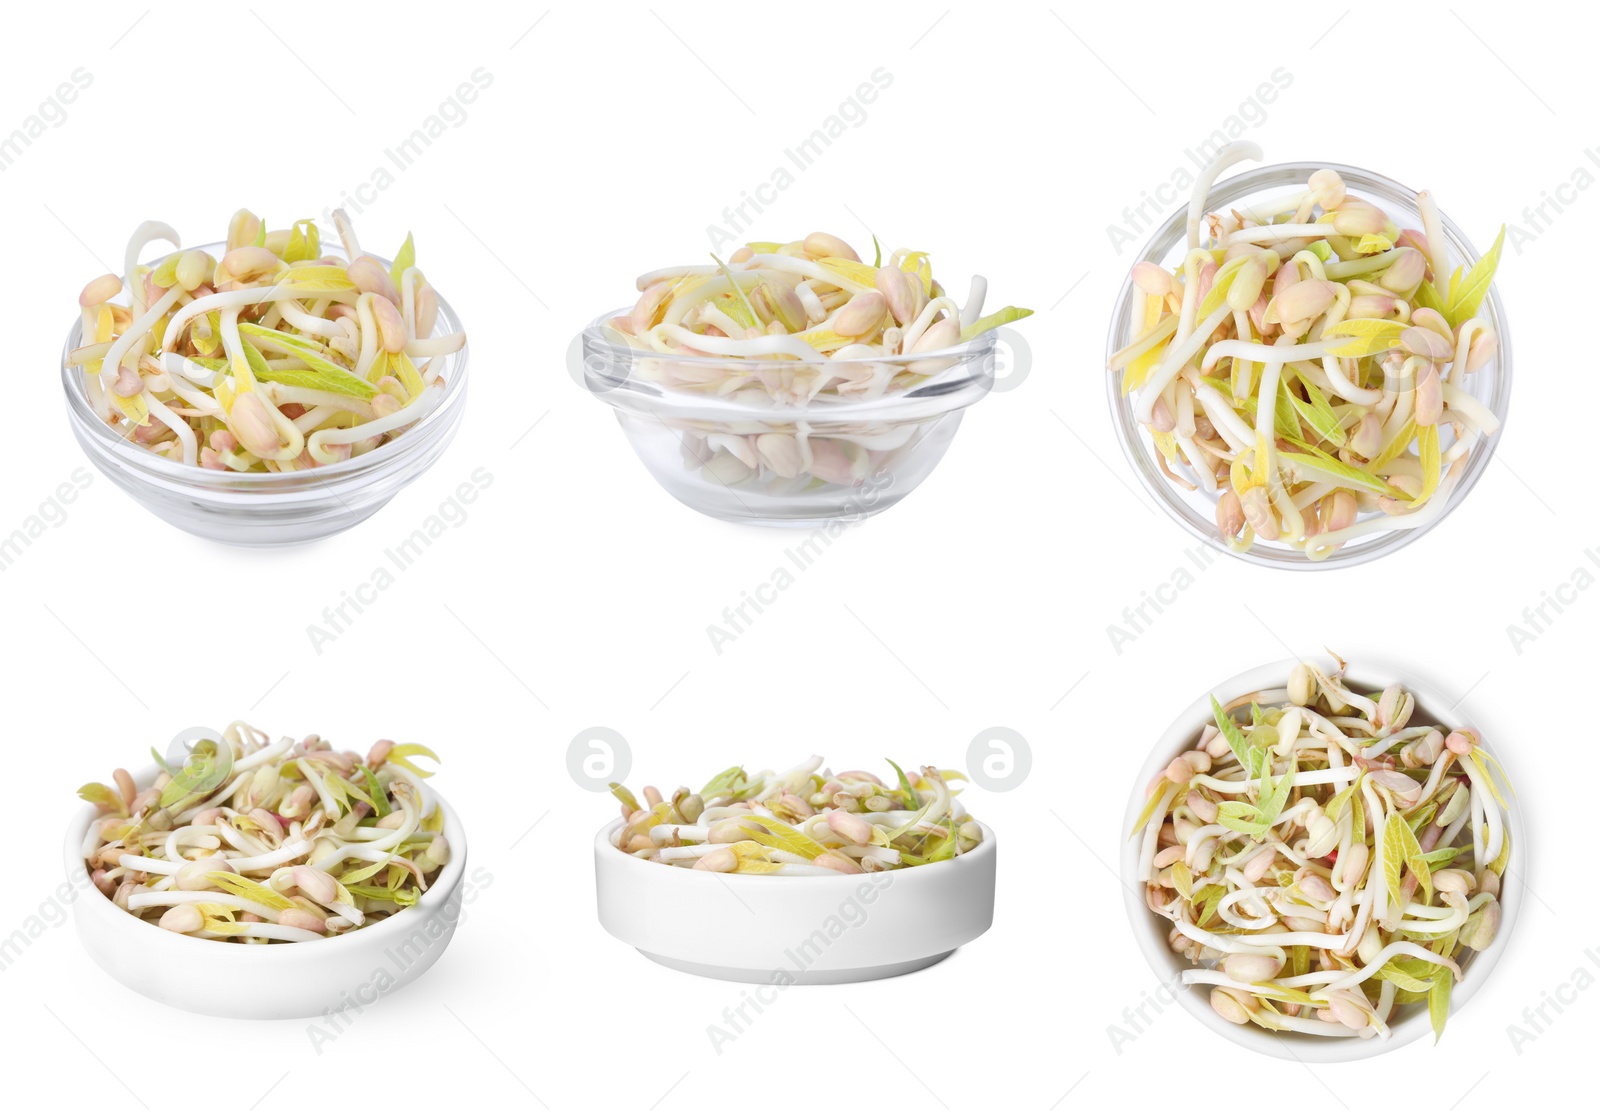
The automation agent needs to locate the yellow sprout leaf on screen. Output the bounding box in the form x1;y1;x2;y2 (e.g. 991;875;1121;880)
1411;423;1441;507
282;264;353;292
816;256;877;290
1369;416;1416;472
797;328;857;353
114;391;150;426
900;251;934;294
1322;318;1405;358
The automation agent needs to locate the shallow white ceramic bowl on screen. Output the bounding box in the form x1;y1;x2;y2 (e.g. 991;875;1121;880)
595;819;996;983
66;773;468;1019
1119;657;1523;1061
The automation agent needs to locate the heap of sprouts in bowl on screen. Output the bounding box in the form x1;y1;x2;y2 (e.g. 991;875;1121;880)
78;722;450;942
68;210;464;471
1111;144;1504;560
609;757;983;874
606;230;1031;403
1133;659;1511;1042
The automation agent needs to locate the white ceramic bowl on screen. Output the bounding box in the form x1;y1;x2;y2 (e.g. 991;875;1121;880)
66;772;468;1019
1119;657;1524;1061
594;819;996;983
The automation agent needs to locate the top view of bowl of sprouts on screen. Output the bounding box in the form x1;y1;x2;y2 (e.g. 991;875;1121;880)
1122;657;1522;1061
60;209;469;545
1106;145;1510;569
581;230;1031;526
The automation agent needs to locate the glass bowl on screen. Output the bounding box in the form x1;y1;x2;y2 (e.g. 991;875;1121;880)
1120;656;1524;1061
1105;162;1512;570
581;313;996;527
60;242;469;547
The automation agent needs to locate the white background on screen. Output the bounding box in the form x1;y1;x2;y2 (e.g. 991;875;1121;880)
1;0;1593;1113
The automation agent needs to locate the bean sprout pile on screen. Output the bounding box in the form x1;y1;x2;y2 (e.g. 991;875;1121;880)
1111;144;1503;560
79;722;450;942
69;210;464;471
610;757;984;874
607;231;1031;402
1134;660;1511;1041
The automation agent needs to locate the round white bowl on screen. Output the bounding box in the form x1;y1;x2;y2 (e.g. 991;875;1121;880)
594;819;996;983
66;774;468;1019
61;243;469;547
1119;656;1524;1061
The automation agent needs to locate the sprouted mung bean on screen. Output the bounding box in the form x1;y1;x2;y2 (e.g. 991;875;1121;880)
78;722;449;942
69;209;464;471
1133;659;1512;1041
608;231;1031;402
1111;144;1504;560
610;757;983;874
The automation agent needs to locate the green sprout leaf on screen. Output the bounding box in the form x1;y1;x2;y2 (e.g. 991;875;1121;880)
1445;226;1505;327
283;219;321;263
390;232;416;288
1429;968;1454;1043
160;737;232;808
960;305;1033;342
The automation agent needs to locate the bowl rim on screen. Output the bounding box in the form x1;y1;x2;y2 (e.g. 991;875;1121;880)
1104;159;1513;571
60;242;470;489
65;763;469;958
593;816;995;885
1118;654;1524;1061
580;310;996;422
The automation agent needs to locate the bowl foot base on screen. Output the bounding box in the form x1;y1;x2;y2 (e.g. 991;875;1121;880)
637;949;951;984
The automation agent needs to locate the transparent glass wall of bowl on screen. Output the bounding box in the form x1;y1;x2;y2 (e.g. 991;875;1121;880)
582;317;995;527
1104;163;1511;571
60;243;469;547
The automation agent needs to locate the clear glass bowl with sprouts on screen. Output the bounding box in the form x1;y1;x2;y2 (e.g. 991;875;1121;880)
581;232;1029;527
60;242;469;547
582;319;996;526
1105;159;1511;570
1120;657;1523;1061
